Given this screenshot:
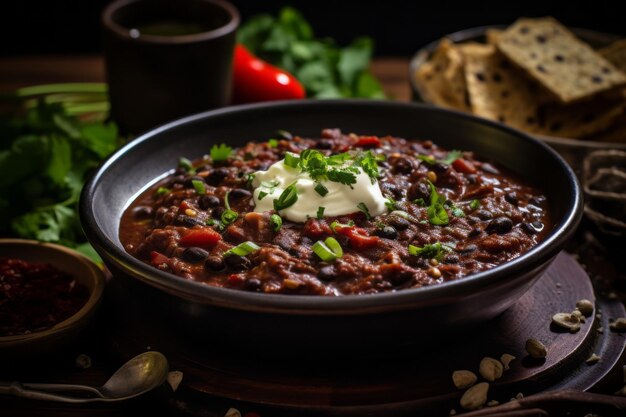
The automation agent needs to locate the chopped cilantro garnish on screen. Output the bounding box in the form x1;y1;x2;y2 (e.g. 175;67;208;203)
274;183;298;211
417;155;436;165
357;202;371;219
317;206;325;219
178;157;196;174
210;143;233;162
385;197;397;211
426;181;449;226
221;191;238;225
155;187;170;197
314;183;329;196
258;191;268;200
408;242;454;260
470;199;481;210
270;214;282;232
446;201;465;218
414;198;426;207
441;150;462;165
191;180;206;195
268;139;278;148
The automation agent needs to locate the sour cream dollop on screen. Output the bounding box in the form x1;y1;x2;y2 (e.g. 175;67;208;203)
252;158;387;223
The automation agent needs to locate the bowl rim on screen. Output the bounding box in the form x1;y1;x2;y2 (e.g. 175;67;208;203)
408;24;626;150
0;239;105;342
80;99;583;315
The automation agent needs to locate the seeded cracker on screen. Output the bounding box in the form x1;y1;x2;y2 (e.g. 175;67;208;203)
497;17;626;103
414;39;470;111
600;40;626;73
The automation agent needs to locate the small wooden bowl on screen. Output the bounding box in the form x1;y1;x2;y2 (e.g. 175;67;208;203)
0;239;105;359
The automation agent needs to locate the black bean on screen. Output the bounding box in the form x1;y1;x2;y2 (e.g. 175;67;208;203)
466;174;477;184
468;228;481;238
381;182;403;199
315;139;333;149
212;207;225;219
375;226;398;240
481;163;499;175
408;181;430;201
229;188;252;199
529;195;546;206
225;255;251;271
390;156;415;175
532;221;544;232
176;215;204;227
185;176;205;188
132;205;153;219
170;174;187;185
318;266;337;281
389;216;410;231
389;269;413;285
199;195;220;210
244;278;262;291
505;192;518;205
182;247;209;263
476;209;493;221
432;162;450;173
443;254;460;264
526;204;542;213
521;222;539;234
196;164;212;173
205;256;225;271
485;217;513;234
206;167;229;186
459;244;478;254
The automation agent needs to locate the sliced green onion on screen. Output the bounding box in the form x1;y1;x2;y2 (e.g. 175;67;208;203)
270;214;282;232
470;199;481;210
258;191;268;200
330;220;354;232
441;150;462;165
317;206;325;219
390;210;410;220
268;139;278;148
284;152;300;168
274;183;298;211
417;154;436;165
155;187;170;196
221;191;238;225
385;197;397;211
224;241;260;257
192;180;206;195
261;179;279;188
312;237;343;262
314;183;329;197
357;202;371;219
178;157;196;174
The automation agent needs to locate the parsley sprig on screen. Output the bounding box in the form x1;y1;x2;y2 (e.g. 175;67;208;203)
426;181;449;226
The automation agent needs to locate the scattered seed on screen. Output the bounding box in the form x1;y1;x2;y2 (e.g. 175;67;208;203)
452;370;477;389
283;278;302;289
479;357;504;382
224;408;242;417
610;318;626;332
429;258;439;266
576;299;594;317
500;353;516;370
552;312;581;332
167;371;183;392
460;382;489;410
75;354;92;370
427;171;438;183
428;267;442;278
526;338;547;358
185;208;197;217
586;353;601;364
487;400;500;406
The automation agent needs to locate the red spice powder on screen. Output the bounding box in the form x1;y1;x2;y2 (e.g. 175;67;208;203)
0;258;89;336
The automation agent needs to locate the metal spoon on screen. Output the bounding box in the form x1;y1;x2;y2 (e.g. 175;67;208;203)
0;351;169;403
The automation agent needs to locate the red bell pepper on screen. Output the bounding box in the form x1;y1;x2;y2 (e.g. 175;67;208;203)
452;158;477;174
150;251;170;267
232;44;306;104
333;224;380;250
179;228;222;247
353;136;381;148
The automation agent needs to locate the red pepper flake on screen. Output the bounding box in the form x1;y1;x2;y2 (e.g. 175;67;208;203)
0;258;89;336
354;136;381;148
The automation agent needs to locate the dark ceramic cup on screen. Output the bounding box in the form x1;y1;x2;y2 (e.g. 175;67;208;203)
102;0;239;135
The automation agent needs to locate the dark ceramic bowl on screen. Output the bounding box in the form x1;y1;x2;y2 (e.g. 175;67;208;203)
80;100;582;350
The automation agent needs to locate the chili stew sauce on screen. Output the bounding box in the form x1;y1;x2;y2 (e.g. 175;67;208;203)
120;129;551;296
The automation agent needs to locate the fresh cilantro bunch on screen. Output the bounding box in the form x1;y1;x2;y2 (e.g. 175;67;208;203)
238;7;386;99
0;83;123;261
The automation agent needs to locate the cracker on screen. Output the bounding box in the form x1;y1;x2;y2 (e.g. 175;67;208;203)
463;43;624;138
496;17;626;103
485;29;503;45
599;39;626;72
414;39;469;111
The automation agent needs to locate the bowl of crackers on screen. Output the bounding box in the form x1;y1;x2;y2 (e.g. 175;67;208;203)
411;17;626;236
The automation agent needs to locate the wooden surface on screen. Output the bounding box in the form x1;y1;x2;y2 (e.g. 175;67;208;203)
0;55;412;102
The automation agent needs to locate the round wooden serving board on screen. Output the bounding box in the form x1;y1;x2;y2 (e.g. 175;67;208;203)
108;253;626;415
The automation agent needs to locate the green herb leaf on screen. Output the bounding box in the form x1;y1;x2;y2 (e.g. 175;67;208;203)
470;199;481;210
270;214;282;232
314;182;328;196
192;180;206;195
414;198;426;207
408;242;453;260
210;143;233;162
274;183;298;211
155;187;170;196
357;202;371;219
268;139;278;148
385;197;397;211
426;181;449;226
178;157;196;174
317;206;325;219
417;155;436;165
284;152;301;168
312;236;343;261
258;191;268;200
221;191;238;225
441;150;462;165
224;241;260;257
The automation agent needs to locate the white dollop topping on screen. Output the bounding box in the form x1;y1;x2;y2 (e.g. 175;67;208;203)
251;158;387;223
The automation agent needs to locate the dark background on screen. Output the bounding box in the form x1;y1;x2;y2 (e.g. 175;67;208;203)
1;0;625;57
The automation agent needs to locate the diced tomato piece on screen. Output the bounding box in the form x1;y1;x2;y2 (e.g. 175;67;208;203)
354;136;381;148
150;251;169;267
334;225;380;250
452;158;477;174
179;200;191;211
303;219;332;239
226;274;245;286
179;228;222;247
